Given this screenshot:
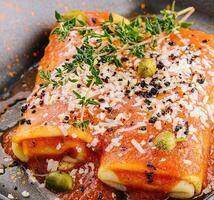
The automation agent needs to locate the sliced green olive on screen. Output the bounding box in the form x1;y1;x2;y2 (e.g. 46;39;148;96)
138;58;157;78
45;171;73;192
154;131;176;150
63;10;86;25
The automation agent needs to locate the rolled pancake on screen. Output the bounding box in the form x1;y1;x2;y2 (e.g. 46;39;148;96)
10;11;129;167
98;29;214;199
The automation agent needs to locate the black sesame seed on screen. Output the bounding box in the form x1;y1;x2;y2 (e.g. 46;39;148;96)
107;127;113;132
26;119;31;125
149;116;157;124
168;41;174;46
40;92;45;97
135;91;143;96
112;72;117;76
140;126;147;131
20;118;26;125
140;80;147;88
147;106;153;110
145;171;154;183
30;105;36;109
154;84;162;90
197;78;205;84
202;39;208;43
130;121;134;126
121;57;129;62
144;99;151;105
121;146;127;151
157;61;164;69
164;82;170;87
156;112;161;117
31;110;36;114
21;104;28;113
39;100;44;105
184;122;189;135
125;89;130;96
77;84;81;88
191;88;195;93
118;78;123;81
91;17;97;24
147;162;157;170
105;107;112;113
149;87;158;96
97;192;103;200
79;185;85;193
98;98;105;103
169;54;176;60
64;116;69;121
102;77;109;83
143;91;152;98
149;53;155;58
175;125;182;132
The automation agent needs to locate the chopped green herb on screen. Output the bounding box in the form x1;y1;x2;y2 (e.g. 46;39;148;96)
73;120;90;131
73;90;99;106
55;11;63;22
109;13;113;23
39;70;51;81
180;21;193;28
130;44;145;58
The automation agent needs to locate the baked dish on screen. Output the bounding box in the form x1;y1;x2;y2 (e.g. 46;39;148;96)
3;3;214;200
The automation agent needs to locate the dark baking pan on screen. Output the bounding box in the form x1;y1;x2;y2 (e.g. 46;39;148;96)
0;0;213;199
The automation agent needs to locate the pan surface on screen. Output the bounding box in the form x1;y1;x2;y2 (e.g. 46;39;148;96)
0;0;213;199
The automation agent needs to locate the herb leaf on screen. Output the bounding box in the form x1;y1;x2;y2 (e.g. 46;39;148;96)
55;11;62;22
73;120;90;131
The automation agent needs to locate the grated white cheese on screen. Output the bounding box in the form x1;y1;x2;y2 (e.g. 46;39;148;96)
183;159;192;165
56;143;62;150
160;158;166;162
117;121;146;133
90;137;99;147
105;136;123;152
47;159;59;172
154;120;162;130
131;139;145;154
